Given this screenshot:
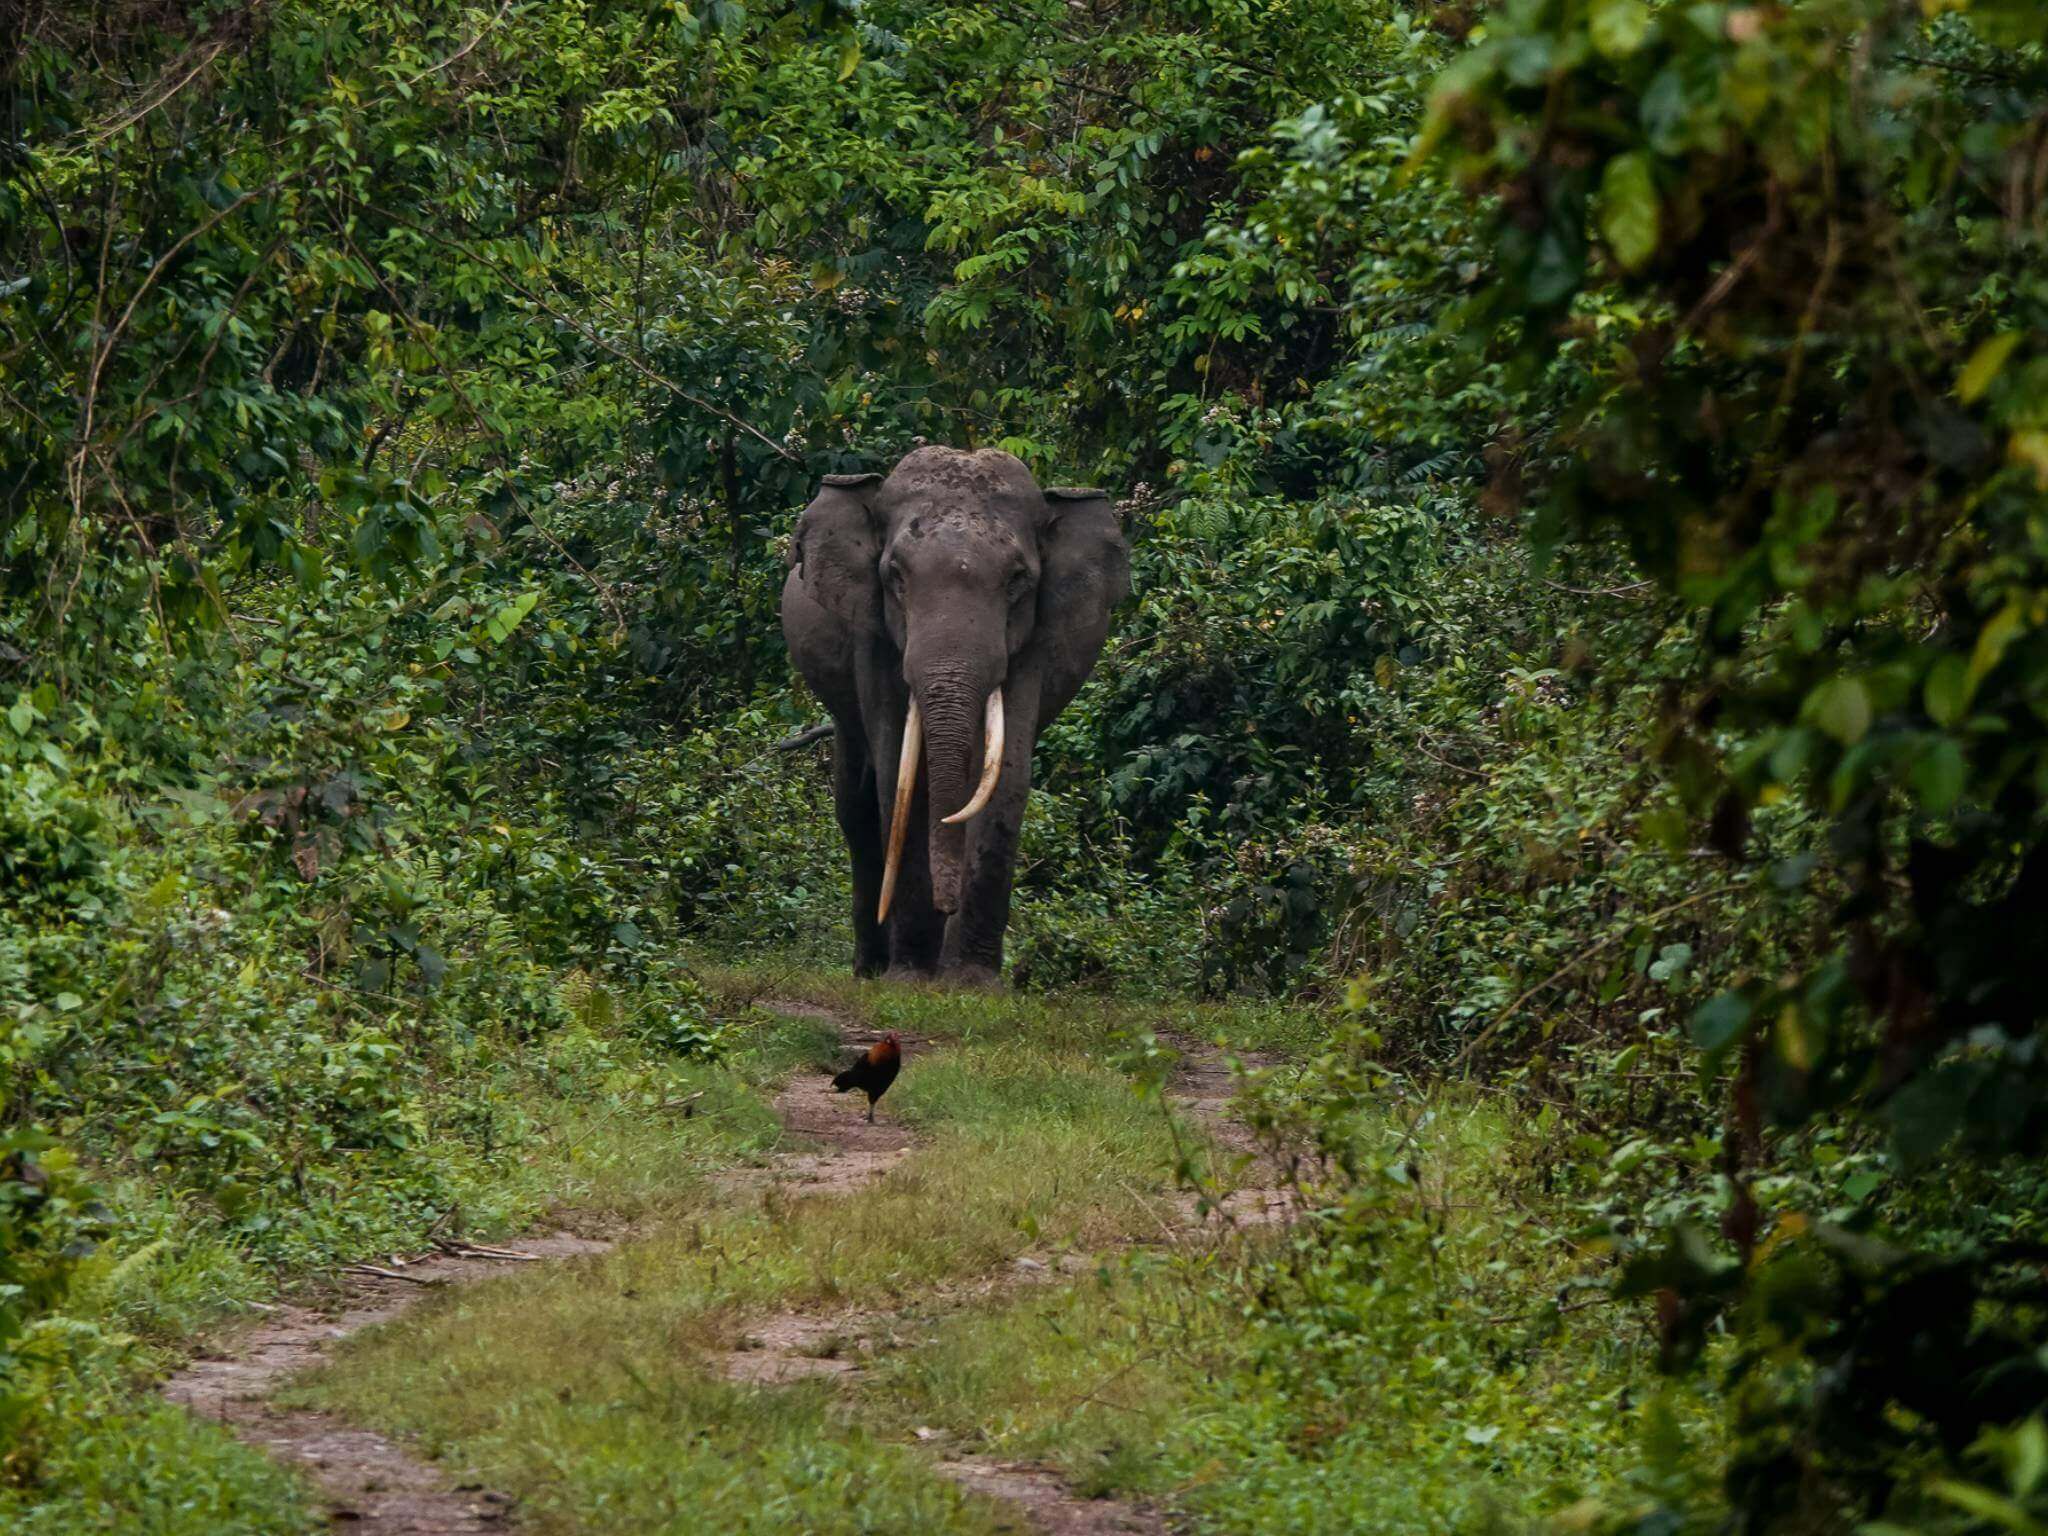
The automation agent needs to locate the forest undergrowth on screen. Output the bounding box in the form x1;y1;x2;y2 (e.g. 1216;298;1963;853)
8;1;2048;1532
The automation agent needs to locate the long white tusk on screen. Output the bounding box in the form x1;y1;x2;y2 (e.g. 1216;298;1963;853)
941;687;1005;826
877;699;921;923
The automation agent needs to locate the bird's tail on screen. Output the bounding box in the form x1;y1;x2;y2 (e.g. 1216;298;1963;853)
830;1066;857;1093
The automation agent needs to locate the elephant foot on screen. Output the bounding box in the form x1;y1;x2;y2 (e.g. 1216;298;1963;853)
938;963;1002;991
881;964;936;985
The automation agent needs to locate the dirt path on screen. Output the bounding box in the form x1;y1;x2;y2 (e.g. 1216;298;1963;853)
709;1007;1281;1536
160;1003;1276;1536
162;1233;609;1535
938;1460;1170;1536
1159;1028;1298;1229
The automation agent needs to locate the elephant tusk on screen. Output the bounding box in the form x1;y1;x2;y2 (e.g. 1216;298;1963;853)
941;687;1005;826
877;699;921;923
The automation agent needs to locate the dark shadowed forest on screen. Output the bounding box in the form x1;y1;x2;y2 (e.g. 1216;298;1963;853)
4;1;2048;1532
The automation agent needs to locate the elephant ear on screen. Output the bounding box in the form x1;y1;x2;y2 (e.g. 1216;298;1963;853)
1035;487;1131;712
792;473;885;628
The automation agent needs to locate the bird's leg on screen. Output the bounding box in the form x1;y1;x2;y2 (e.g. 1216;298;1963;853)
865;1100;876;1124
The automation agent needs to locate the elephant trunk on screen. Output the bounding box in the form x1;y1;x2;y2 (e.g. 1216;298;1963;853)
919;683;979;913
942;689;1004;827
875;684;1003;922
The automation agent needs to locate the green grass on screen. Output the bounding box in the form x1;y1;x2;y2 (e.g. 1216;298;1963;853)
848;1092;1704;1536
290;1018;1248;1533
697;962;1327;1059
0;1353;317;1536
49;966;1691;1536
291;1005;1693;1536
0;996;835;1536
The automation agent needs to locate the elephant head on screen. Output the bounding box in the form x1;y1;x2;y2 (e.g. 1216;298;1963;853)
789;448;1129;918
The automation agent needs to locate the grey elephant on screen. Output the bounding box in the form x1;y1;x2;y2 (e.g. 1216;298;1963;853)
780;447;1131;983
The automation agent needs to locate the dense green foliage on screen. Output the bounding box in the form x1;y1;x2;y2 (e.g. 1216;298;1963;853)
1428;3;2048;1528
4;0;2046;1531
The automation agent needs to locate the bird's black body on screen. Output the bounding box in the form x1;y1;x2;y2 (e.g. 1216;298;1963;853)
831;1032;902;1122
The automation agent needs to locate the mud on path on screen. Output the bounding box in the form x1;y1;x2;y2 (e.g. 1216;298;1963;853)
752;1029;916;1191
162;1233;610;1534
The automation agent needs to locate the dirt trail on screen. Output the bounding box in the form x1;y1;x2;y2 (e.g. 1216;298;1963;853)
715;1003;1194;1536
712;1005;1284;1536
1159;1028;1298;1229
162;1233;609;1535
161;1001;1279;1536
938;1460;1170;1536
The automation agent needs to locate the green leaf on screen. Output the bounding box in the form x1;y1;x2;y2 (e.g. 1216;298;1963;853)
1910;737;1964;814
1923;653;1971;727
1807;676;1871;745
1956;333;2022;405
1969;602;2026;689
1598;153;1661;272
1589;0;1652;59
1527;221;1585;306
1648;942;1692;982
2012;430;2048;488
2009;1415;2048;1499
1927;1478;2048;1536
1841;1170;1883;1202
1692;992;1752;1062
1887;1064;1974;1169
485;591;541;644
836;35;861;81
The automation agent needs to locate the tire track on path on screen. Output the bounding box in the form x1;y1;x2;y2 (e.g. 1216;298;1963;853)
161;1233;611;1534
153;1001;896;1532
718;1004;1291;1536
156;999;1283;1536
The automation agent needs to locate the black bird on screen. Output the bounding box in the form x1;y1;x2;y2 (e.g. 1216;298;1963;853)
831;1032;902;1123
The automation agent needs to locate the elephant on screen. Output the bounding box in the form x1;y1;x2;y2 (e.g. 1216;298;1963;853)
780;447;1131;984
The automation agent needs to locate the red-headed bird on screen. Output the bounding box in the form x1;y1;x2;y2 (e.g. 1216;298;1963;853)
831;1032;901;1123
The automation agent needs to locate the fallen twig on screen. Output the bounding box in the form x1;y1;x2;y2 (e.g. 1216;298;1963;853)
1484;1292;1616;1327
348;1263;445;1287
432;1240;542;1262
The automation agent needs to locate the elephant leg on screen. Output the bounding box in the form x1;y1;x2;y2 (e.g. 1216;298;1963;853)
940;706;1039;985
832;725;887;978
887;822;946;978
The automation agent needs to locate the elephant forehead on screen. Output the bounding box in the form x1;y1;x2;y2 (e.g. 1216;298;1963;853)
887;508;1024;565
884;446;1039;505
